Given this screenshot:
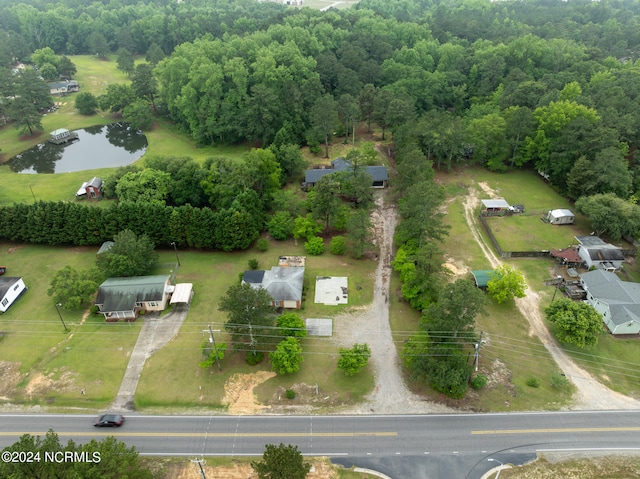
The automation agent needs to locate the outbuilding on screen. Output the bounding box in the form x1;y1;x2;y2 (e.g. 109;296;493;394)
480;199;510;216
0;277;27;313
547;209;575;225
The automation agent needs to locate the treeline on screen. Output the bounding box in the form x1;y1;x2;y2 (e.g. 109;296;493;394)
0;200;260;251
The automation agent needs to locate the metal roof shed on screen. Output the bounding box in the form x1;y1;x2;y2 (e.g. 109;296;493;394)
170;283;193;304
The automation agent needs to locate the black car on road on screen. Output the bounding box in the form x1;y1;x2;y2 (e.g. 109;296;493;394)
94;414;124;427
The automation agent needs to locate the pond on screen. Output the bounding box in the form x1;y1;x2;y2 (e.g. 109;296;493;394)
7;123;148;174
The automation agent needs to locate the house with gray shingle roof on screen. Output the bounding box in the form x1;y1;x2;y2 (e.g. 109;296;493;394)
95;275;171;321
576;236;624;271
243;266;304;309
303;158;388;190
580;269;640;335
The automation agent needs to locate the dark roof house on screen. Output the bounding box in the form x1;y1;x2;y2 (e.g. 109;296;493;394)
95;275;171;321
303;158;388;189
575;236;624;271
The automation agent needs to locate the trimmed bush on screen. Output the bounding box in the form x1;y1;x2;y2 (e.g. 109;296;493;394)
256;238;269;252
248;258;259;269
526;377;540;388
304;236;325;255
246;351;264;365
470;374;488;390
330;235;346;255
285;389;295;399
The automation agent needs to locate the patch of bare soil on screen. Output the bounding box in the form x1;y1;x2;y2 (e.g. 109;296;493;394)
24;368;77;399
0;361;22;400
222;371;276;415
163;457;340;479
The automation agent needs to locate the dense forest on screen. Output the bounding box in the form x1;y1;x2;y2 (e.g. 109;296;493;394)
3;0;640;396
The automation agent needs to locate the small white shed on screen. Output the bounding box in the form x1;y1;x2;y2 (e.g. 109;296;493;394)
547;209;575;225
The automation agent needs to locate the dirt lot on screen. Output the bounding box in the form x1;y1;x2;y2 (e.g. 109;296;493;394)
157;457;359;479
499;453;640;478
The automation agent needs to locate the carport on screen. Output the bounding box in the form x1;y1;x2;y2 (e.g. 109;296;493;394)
170;283;193;304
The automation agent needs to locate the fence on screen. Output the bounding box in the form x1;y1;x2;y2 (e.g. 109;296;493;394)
478;214;551;259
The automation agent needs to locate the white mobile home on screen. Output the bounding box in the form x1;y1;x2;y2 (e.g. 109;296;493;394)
547;209;575;225
0;277;27;312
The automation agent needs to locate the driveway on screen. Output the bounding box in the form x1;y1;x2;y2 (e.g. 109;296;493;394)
111;300;191;412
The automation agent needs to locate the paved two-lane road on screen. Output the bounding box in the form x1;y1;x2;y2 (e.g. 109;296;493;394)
2;411;640;477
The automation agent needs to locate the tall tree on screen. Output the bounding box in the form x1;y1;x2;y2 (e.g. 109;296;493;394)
132;63;158;110
358;83;378;133
8;97;42;136
96;229;159;278
310;94;338;158
575;193;640;240
270;337;303;375
308;175;341;231
48;266;100;309
87;31;110;58
219;283;276;357
115;169;171;204
337;93;359;145
251;443;311;479
346;208;374;260
422;279;485;338
145;43;165;65
545;298;603;348
487;264;527;304
116;47;135;77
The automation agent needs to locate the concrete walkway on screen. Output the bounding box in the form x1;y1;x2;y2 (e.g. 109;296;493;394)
111;300;191;412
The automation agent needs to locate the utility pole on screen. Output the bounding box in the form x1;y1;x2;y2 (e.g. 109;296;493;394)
474;332;483;372
55;303;69;332
191;458;207;479
170;241;181;266
208;325;222;372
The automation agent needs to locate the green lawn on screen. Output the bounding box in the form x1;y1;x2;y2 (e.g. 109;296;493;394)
485;213;591;252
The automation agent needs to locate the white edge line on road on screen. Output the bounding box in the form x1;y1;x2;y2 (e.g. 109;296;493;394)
139;452;350;457
536;447;640;453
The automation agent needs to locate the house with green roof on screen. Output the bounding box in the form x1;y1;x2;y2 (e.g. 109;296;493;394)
95;275;172;321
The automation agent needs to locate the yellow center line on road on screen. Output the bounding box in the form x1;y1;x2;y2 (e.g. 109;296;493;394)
472;427;640;435
0;431;398;438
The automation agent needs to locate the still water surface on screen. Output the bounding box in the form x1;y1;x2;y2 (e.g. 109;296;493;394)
8;123;147;174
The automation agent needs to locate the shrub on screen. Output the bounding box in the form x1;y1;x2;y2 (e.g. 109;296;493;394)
267;211;294;240
285;389;295;399
256;238;269;252
526;377;540;388
551;372;570;390
304;236;325;255
248;258;259;269
246;351;264;365
330;235;346;255
470;374;488;390
89;305;100;314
